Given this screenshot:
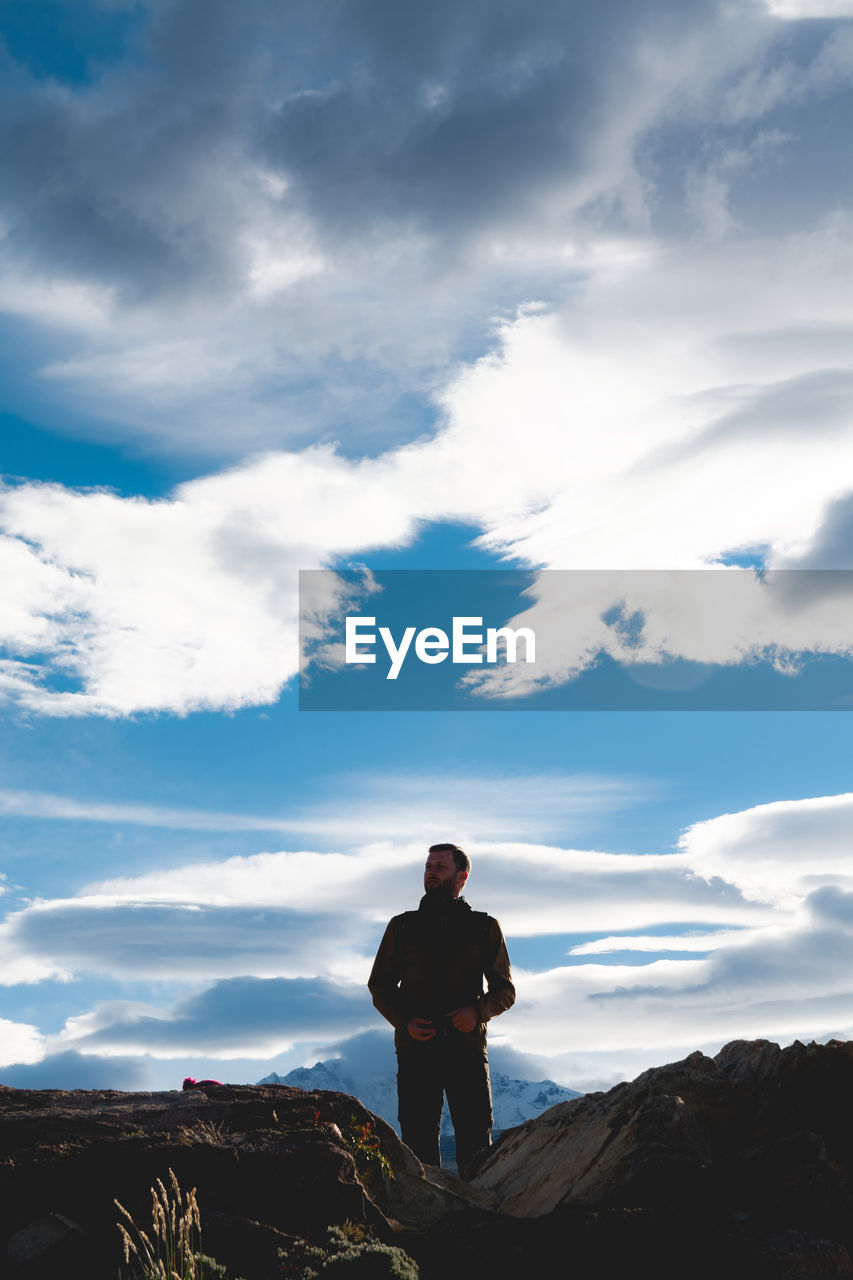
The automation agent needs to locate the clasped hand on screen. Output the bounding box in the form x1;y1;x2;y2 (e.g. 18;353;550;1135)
407;1006;477;1040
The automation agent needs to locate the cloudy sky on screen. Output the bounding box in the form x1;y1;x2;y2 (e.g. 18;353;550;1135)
1;0;853;1094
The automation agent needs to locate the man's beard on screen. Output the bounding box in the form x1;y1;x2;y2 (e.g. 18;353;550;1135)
424;879;455;900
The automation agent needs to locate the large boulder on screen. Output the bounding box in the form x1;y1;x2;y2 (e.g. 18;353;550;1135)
470;1039;853;1275
0;1082;481;1278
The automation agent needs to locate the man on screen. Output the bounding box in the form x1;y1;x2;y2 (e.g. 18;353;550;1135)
368;842;515;1178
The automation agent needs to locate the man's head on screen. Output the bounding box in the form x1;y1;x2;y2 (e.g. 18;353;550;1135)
424;843;470;900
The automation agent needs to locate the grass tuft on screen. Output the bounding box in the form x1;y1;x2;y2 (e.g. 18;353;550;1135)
115;1168;220;1279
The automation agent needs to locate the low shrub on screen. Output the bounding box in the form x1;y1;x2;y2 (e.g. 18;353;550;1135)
278;1224;418;1279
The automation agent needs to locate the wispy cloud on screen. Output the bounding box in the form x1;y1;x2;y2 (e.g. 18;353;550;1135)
0;1049;149;1088
6;791;853;1074
569;929;752;955
48;977;375;1059
0;788;325;832
1;792;844;976
0;770;644;839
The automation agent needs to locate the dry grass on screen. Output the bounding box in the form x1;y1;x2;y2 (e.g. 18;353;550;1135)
115;1168;209;1279
177;1119;226;1146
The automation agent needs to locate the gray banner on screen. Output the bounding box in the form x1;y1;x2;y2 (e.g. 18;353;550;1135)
299;569;853;710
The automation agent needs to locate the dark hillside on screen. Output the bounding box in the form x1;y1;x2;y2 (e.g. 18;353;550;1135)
4;1039;853;1279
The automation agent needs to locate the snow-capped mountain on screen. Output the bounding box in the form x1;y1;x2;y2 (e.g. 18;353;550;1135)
258;1058;579;1137
487;1070;580;1132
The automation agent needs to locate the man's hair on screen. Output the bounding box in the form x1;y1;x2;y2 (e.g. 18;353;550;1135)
428;842;470;874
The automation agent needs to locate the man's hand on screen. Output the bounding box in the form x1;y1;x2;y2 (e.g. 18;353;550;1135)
448;1006;478;1034
407;1016;435;1042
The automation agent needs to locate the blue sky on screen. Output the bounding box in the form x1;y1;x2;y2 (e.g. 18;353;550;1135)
1;0;853;1093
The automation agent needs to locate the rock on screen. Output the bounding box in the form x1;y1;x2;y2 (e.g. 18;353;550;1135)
470;1039;853;1276
4;1040;853;1279
714;1037;783;1083
469;1084;712;1216
8;1213;86;1273
0;1083;477;1279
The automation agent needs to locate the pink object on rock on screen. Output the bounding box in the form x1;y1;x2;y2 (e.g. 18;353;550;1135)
182;1076;224;1089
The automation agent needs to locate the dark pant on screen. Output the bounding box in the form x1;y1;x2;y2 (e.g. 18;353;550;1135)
396;1037;492;1176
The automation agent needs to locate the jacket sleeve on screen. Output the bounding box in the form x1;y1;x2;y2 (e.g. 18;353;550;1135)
479;918;515;1023
367;919;408;1031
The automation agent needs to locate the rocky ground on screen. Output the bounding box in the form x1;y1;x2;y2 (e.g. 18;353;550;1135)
3;1038;853;1278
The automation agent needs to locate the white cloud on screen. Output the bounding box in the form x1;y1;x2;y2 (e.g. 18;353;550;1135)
507;898;853;1060
4;789;853;1072
0;899;372;982
75;835;767;933
0;829;765;984
509;953;853;1057
244;237;325;298
0;770;642;840
0;1016;44;1067
3;206;853;718
46;977;376;1059
500;793;853;1056
0;271;115;333
459;569;853;701
0;0;779;453
569;929;753;954
443;220;853;573
5;790;845;988
765;0;853;17
677;792;853;904
0;467;320;715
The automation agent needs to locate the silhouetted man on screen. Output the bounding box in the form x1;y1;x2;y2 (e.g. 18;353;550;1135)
368;842;515;1177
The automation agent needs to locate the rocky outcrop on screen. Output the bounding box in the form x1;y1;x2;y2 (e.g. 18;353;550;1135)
470;1038;853;1274
4;1040;853;1279
0;1081;483;1278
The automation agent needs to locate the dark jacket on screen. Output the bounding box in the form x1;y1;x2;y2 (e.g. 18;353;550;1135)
368;894;515;1053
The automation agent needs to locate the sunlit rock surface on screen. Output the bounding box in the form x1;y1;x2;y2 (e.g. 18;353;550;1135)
473;1040;853;1246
